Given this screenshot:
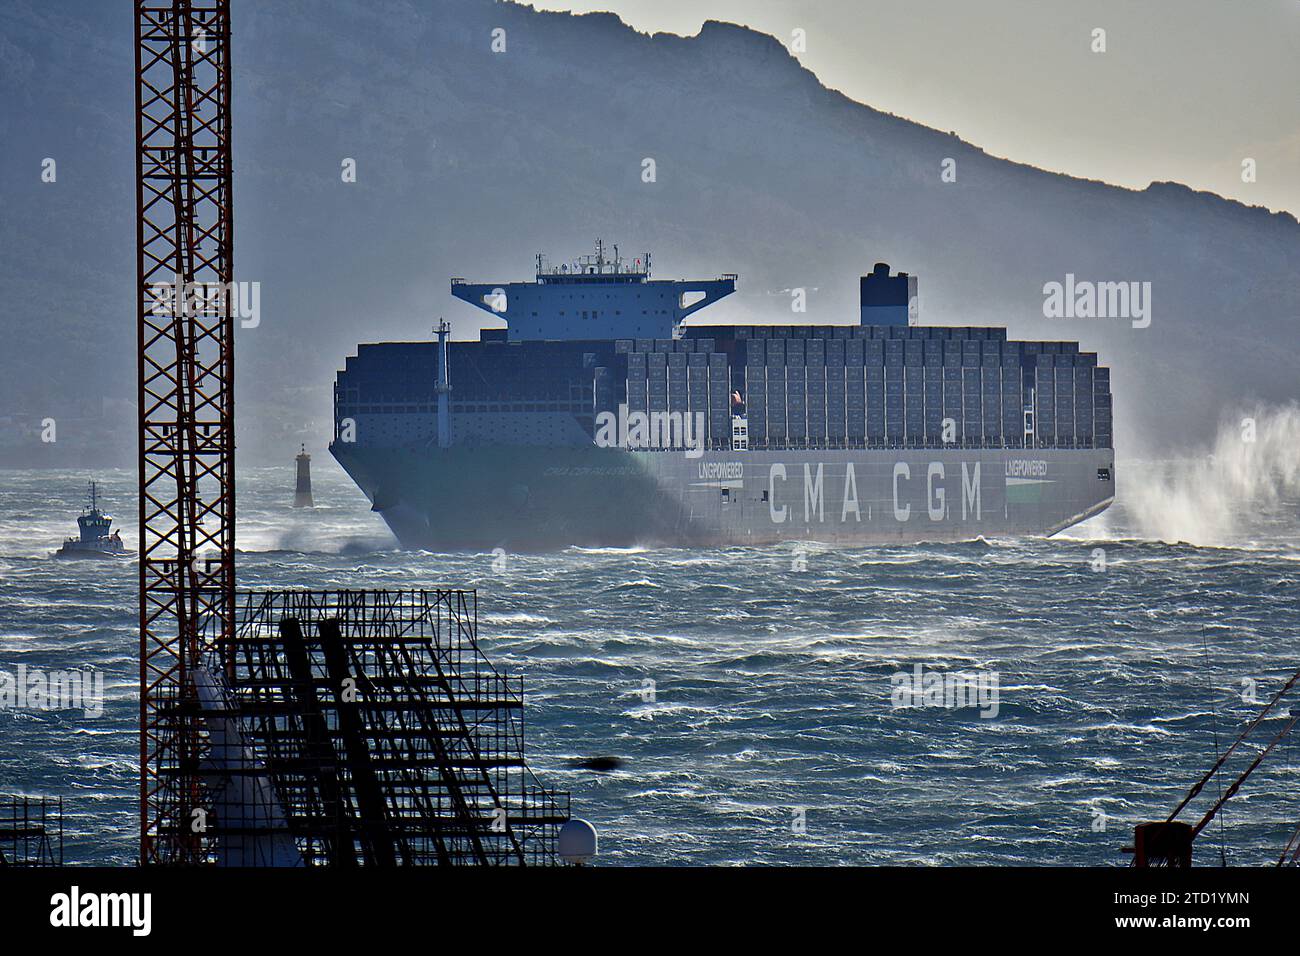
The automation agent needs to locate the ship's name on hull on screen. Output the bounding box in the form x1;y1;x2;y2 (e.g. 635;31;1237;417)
764;461;983;524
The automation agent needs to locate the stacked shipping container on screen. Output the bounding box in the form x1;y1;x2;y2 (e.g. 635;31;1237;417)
612;328;1110;451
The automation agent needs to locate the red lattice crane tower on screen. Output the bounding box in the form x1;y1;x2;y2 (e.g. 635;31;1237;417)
134;0;234;865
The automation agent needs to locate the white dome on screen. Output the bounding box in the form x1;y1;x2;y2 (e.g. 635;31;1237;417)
557;818;598;864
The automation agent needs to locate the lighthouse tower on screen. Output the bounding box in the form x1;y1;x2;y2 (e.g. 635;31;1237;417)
293;444;314;508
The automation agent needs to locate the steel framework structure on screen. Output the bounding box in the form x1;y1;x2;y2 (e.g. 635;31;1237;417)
0;796;63;867
196;590;569;865
1129;665;1300;866
135;0;235;864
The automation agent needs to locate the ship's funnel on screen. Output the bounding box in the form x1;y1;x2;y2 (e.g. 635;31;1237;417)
860;262;917;326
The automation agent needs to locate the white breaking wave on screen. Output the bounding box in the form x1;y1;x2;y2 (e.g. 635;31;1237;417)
1104;403;1300;546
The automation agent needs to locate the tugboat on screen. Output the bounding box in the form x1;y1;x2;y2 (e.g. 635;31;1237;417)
55;481;131;559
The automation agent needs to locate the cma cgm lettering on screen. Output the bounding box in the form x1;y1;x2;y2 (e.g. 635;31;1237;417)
765;461;982;524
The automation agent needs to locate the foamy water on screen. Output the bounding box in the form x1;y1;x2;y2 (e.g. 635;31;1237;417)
2;409;1298;865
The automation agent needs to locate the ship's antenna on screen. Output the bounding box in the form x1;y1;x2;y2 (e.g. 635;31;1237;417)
434;318;452;450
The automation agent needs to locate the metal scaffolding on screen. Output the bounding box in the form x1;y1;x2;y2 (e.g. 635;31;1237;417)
191;590;569;865
0;796;63;867
130;2;573;868
135;0;235;865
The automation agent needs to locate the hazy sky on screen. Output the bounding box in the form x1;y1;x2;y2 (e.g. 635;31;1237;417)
536;0;1300;216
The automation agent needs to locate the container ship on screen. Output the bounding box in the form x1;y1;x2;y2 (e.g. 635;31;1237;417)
330;242;1114;550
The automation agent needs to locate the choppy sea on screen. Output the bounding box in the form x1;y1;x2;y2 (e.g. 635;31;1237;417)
2;441;1299;866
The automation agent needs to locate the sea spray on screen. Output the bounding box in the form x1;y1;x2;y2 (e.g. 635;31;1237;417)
1103;403;1300;546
